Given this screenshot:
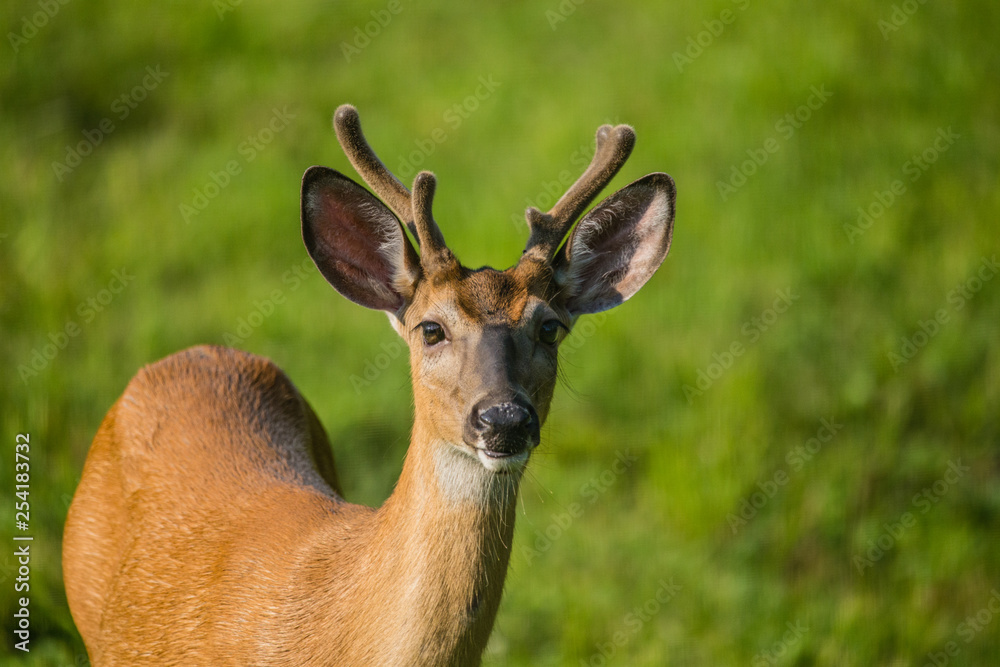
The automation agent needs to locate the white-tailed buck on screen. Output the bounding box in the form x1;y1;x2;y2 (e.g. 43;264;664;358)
63;105;675;665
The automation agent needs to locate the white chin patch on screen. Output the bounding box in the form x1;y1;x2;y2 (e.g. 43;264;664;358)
475;448;530;472
433;442;530;505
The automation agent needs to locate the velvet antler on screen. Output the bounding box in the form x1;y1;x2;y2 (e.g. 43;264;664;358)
334;104;455;274
520;124;636;263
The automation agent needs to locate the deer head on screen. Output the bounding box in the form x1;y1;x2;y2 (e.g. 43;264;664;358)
301;104;674;483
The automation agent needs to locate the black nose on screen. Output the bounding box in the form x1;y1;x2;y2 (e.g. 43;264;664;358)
480;403;531;430
466;400;539;455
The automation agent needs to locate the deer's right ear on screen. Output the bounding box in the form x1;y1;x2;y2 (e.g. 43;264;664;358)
302;166;421;312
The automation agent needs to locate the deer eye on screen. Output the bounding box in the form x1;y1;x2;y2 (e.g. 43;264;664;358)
419;321;446;346
538;320;565;346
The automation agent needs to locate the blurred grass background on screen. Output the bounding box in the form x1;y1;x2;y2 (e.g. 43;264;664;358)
2;0;998;664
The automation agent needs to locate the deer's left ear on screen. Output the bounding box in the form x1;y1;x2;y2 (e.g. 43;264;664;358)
301;166;421;312
553;173;675;315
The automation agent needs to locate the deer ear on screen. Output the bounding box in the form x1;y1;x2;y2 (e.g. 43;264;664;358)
553;173;675;316
301;166;420;312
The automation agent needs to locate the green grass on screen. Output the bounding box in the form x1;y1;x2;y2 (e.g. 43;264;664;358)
2;0;998;664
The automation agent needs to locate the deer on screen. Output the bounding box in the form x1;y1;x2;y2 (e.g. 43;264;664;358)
62;104;675;665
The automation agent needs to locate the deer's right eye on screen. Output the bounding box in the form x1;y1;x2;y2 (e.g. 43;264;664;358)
419;321;446;346
538;319;565;346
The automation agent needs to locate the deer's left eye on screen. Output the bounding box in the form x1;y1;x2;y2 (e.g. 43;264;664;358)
538;320;565;346
419;321;446;346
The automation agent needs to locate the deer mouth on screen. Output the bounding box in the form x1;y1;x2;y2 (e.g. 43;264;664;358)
473;445;532;472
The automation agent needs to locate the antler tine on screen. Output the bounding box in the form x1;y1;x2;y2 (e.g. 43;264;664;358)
522;124;636;262
411;171;456;274
333;104;416;235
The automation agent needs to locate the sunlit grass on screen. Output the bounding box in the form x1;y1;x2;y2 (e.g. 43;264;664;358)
2;0;998;664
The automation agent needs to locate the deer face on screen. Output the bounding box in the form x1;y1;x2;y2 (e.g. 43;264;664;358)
301;106;675;475
393;262;566;471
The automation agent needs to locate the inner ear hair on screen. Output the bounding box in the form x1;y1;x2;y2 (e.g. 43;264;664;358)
556;172;675;315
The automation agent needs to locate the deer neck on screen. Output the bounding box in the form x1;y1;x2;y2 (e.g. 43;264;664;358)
363;420;522;663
